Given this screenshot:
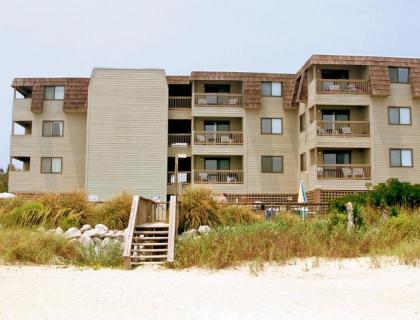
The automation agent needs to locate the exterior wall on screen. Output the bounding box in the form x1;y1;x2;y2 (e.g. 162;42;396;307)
9;99;86;193
371;83;420;185
86;69;168;201
244;97;299;194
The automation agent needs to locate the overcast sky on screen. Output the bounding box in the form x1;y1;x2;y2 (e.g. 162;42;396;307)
1;0;420;169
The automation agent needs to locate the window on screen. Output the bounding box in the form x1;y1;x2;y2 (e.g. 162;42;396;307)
388;107;411;125
300;153;306;171
390;149;413;167
44;86;65;100
389;67;409;83
261;118;282;134
41;157;62;173
323;151;351;164
262;156;283;173
204;158;230;170
261;82;282;97
43;121;64;137
299;113;306;132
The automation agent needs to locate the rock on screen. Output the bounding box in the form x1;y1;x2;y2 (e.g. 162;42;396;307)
198;225;211;234
55;227;64;235
180;229;198;239
79;235;93;247
37;226;46;232
114;231;125;242
80;224;92;233
64;227;81;239
105;230;115;238
83;229;99;238
95;224;108;233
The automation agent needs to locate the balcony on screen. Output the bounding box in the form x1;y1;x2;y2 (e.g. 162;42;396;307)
317;164;371;180
168;134;191;147
194;170;244;184
316;121;370;136
316;79;370;94
167;171;191;185
168;97;192;109
193;131;243;145
194;93;243;107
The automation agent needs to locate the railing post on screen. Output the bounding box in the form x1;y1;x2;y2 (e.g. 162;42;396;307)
167;195;177;262
123;195;139;269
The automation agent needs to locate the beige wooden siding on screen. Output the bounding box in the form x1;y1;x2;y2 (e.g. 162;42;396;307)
244;97;298;193
9;100;86;193
371;84;420;184
86;69;168;201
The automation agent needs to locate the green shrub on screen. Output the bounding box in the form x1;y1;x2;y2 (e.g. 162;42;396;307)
219;205;260;225
0;229;78;264
84;192;132;230
2;202;45;228
178;187;221;231
74;242;123;268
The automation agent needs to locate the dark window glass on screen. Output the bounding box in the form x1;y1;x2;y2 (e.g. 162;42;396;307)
262;156;283;173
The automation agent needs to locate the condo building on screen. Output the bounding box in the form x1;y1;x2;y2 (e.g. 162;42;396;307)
8;55;420;202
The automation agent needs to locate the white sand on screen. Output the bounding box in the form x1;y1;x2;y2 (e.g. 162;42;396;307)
0;259;419;320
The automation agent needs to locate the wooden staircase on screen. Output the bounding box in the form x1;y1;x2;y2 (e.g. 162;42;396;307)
129;223;169;265
123;195;176;269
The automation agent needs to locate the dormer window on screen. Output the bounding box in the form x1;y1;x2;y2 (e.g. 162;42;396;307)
261;82;282;97
44;86;65;100
389;67;409;83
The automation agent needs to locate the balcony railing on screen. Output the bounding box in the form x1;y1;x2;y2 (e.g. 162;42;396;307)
168;134;191;147
194;170;244;184
316;121;370;136
194;93;243;107
316;80;370;94
168;97;192;109
317;164;371;180
194;131;243;145
167;171;191;185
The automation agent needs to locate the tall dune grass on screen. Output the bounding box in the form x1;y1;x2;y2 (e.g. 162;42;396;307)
172;213;420;269
0;192;132;230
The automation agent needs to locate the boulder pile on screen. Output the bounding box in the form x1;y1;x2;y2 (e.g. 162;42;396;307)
47;224;128;250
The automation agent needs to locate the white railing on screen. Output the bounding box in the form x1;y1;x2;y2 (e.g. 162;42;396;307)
168;134;191;146
316;164;371;180
316;121;370;136
316;79;370;94
167;171;191;185
194;131;243;145
194;93;243;107
168;97;192;109
194;170;244;184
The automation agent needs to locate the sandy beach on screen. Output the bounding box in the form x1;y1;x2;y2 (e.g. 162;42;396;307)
0;258;419;320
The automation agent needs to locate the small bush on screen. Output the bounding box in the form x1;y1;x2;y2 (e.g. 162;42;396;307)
84;192;132;230
219;205;259;225
74;243;123;268
0;229;78;264
178;187;221;231
391;239;420;266
2;202;45;228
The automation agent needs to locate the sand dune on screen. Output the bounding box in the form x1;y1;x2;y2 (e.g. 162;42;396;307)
0;258;419;320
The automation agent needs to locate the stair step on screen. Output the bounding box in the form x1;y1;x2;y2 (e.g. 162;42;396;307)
130;254;167;259
134;230;168;235
131;248;167;253
132;242;167;247
131;261;166;266
135;223;169;229
133;236;168;240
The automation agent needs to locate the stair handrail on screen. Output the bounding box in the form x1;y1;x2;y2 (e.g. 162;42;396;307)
123;195;140;269
167;195;177;262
